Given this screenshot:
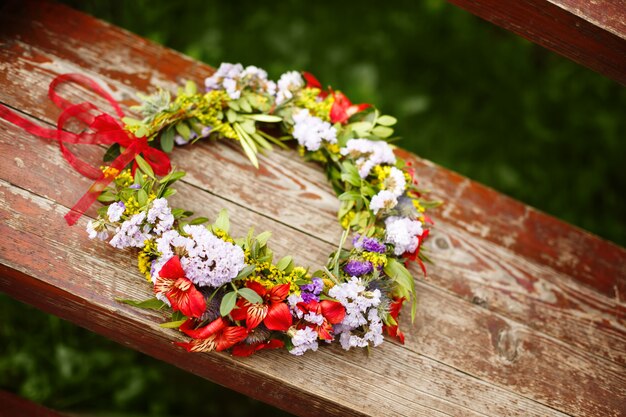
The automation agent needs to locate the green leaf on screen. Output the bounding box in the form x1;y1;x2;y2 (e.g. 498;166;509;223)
159;319;187;329
341;162;361;187
162;188;176;198
116;297;166;310
338;190;361;201
276;256;293;271
160;127;175;153
251;132;273;152
376;115;397;126
239;97;252;113
159;170;186;184
349;121;373;136
226;109;238;123
244;114;282;123
372;126;394;138
238;287;263;304
228;100;241;111
383;258;416;322
214;208;230;233
185;80;197;95
256;231;272;246
234;264;257;281
240;119;256;135
121;117;143;126
175;121;191;140
97;191;117;203
189;217;209;225
235;125;259;168
220;291;238;316
137;189;148;205
134;154;155;178
103;143;121;162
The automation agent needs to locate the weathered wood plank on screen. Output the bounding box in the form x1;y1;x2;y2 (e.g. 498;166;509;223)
0;390;66;417
1;36;624;374
1;176;572;417
445;0;626;85
2;114;625;417
0;1;625;416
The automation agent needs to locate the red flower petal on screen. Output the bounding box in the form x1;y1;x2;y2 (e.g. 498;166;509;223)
230;298;249;321
246;281;268;298
263;302;292;331
316;322;334;341
320;300;346;324
166;277;206;318
245;303;268;330
158;256;186;280
330;91;370;124
302;71;322;89
216;326;248;352
180;317;227;339
231;339;285;357
268;283;290;303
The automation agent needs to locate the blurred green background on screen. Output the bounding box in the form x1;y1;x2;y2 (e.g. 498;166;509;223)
2;0;624;416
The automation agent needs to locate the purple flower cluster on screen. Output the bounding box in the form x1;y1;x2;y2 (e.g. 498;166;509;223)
343;260;374;277
352;235;386;253
300;277;323;303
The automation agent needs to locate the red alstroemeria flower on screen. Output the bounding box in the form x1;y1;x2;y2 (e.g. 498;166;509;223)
231;339;285;357
176;317;248;353
384;297;406;344
302;71;324;92
296;299;346;340
153;256;206;318
403;229;430;276
230;282;292;332
330;91;370;124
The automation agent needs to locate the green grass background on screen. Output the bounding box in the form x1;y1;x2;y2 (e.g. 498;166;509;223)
2;1;624;416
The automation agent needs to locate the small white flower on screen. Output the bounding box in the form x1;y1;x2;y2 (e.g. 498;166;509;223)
385;167;406;197
86;220;108;241
340;139;396;178
370;190;398;215
289;327;319;356
109;212;149;249
384;216;423;256
106;202;125;223
292;109;337;151
276;71;304;104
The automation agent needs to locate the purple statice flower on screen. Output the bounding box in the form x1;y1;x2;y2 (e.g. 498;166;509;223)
352;234;386;254
343;259;374;277
129;184;141;189
300;277;323;303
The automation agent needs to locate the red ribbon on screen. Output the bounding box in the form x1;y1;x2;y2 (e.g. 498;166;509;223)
0;73;171;225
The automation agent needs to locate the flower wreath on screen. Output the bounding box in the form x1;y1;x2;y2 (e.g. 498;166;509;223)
0;63;439;357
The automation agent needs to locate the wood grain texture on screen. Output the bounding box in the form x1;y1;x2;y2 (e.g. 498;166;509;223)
446;0;626;85
1;1;625;416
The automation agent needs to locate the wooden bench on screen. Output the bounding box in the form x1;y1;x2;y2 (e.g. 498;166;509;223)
1;1;625;416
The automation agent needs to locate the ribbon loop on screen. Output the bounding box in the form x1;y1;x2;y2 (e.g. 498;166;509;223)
0;73;171;225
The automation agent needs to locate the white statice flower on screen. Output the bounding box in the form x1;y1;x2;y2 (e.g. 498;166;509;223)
287;294;304;319
292;109;337;151
241;65;276;95
109;212;150;249
337;308;384;350
106;201;125;222
329;277;383;350
340;139;396;178
204;63;244;99
86;220;108;241
385;167;407;197
384;216;423;256
275;71;304;104
370;190;398;215
303;312;325;326
147;198;174;235
289;327;319;356
153;225;245;288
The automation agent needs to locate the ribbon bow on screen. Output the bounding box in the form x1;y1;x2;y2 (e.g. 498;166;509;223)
0;73;171;225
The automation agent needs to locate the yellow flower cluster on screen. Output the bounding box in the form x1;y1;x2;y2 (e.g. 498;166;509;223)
362;251;388;268
294;88;334;121
137;239;159;281
100;166;120;181
123;195;141;215
341;210;355;229
114;169;134;188
247;262;304;294
186;90;238;140
213;228;234;243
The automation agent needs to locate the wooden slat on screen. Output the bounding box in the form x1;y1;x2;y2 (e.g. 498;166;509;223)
0;1;625;416
1;36;625;372
0;391;66;417
446;0;626;85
